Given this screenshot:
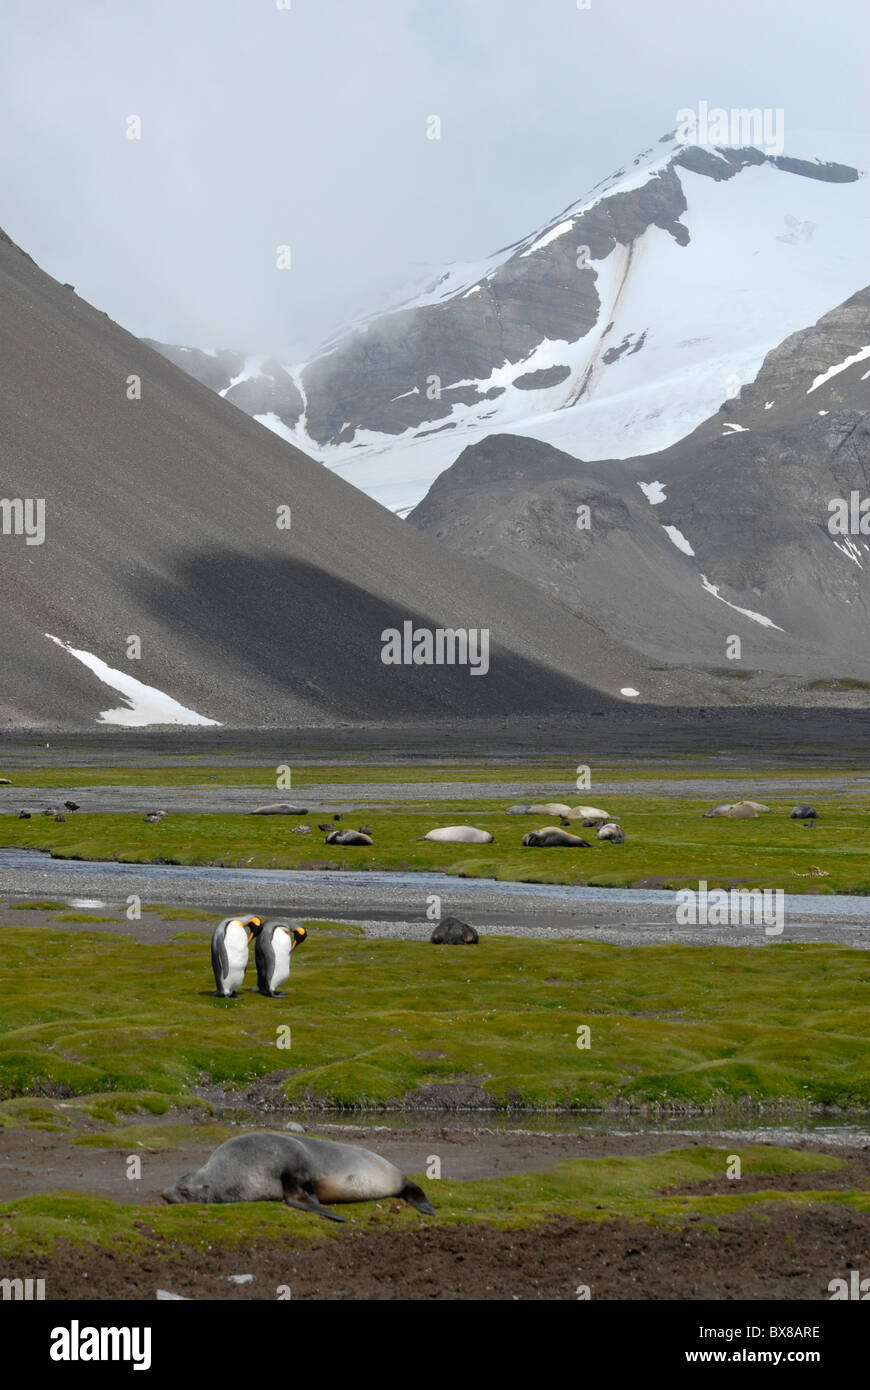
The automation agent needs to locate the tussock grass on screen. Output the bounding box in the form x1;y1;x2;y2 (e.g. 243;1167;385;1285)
0;927;867;1110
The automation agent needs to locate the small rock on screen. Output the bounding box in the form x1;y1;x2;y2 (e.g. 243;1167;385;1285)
284;1121;305;1132
227;1274;254;1285
430;917;479;945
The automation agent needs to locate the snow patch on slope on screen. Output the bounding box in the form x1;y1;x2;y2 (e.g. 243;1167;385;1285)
639;480;667;504
698;578;784;630
807;344;870;393
662;525;695;555
220;356;268;397
46;635;221;726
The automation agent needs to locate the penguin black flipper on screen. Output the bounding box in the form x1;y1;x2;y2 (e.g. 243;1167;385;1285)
254;923;276;995
211;925;230;995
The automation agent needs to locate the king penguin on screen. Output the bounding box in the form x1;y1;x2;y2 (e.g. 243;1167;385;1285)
211;914;264;997
255;918;307;997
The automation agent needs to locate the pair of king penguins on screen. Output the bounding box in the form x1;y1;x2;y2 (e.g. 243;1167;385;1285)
211;914;307;998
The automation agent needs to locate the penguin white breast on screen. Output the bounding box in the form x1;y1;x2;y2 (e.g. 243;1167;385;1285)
270;929;293;991
223;921;250;988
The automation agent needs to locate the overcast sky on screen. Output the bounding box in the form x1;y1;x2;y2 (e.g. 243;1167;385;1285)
1;0;865;359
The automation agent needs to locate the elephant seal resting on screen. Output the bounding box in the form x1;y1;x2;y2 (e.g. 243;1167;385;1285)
597;822;625;844
522;826;591;847
416;826;493;844
566;805;610;823
326;830;373;845
251;803;309;816
790;803;818;820
430;916;479;944
704;801;767;819
162;1132;434;1222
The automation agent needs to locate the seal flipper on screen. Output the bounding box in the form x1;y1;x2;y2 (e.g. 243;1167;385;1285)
282;1172;346;1223
283;1192;346;1223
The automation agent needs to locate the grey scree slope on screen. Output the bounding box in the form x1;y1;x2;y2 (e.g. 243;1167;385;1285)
0;228;703;729
409;287;870;697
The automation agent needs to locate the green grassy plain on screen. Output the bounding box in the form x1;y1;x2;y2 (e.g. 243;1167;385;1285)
1;793;868;892
0;927;867;1111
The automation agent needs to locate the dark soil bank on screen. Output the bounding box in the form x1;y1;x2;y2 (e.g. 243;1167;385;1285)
20;1206;869;1301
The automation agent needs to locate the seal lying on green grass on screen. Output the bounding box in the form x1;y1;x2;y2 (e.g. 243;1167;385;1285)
416;826;493;844
522;826;591;847
162;1132;435;1223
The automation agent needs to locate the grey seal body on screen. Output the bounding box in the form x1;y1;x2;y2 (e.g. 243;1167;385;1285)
251;803;309;816
791;803;818;819
211;915;263;997
162;1131;434;1223
255;918;307;996
326;829;373;845
522;826;591;847
597;822;625;844
567;805;610;823
430;916;479;944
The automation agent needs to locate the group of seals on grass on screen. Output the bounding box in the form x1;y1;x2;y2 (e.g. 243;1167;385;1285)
211;914;307;998
506;803;609;823
704;800;819;820
162;1131;434;1222
703;800;771;819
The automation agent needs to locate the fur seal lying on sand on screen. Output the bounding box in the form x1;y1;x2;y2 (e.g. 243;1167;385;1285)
162;1132;435;1222
430;917;479;944
522;826;591;847
790;803;818;819
416;826;493;844
597;822;625;844
251;804;309;816
325;829;373;845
